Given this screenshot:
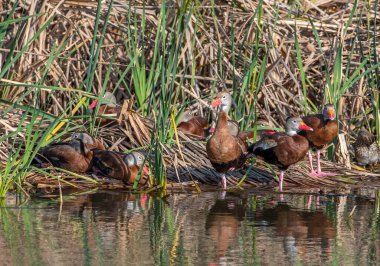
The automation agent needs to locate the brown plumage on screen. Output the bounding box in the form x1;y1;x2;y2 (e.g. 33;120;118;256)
352;128;380;166
248;117;313;191
41;138;93;173
206;92;247;189
177;111;209;139
92;150;149;185
300;104;338;176
89;92;121;126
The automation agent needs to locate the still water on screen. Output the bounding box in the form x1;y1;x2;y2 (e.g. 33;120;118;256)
0;187;379;265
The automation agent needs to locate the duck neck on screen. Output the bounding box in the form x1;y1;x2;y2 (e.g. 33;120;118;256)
214;111;230;135
128;165;139;183
286;129;298;136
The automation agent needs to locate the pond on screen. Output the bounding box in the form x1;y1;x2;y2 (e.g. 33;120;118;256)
0;187;379;265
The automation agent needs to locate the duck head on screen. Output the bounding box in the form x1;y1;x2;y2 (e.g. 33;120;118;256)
179;110;193;123
70;138;90;155
285;117;313;136
89;91;117;110
210;91;232;113
124;152;150;175
71;132;95;145
323;104;336;121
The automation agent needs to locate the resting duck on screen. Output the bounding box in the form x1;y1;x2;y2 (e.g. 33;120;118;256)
206;91;247;189
40;138;93;173
92;150;149;185
88;92;121;126
177;110;210;139
71;132;105;150
300;104;338;177
248;117;313;191
351;128;379;166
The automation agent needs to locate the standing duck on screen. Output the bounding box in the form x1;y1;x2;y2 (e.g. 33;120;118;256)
71;132;105;150
88;92;121;126
300;104;338;177
248;117;313;191
177;110;210;139
206;91;247;189
40;137;93;173
351;128;379;166
92;150;149;185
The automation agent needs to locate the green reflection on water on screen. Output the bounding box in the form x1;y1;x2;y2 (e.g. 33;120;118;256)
0;189;378;265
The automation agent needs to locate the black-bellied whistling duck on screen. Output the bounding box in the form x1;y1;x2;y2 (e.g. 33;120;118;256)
206;91;247;189
177;111;209;139
92;150;149;185
41;138;93;173
300;104;338;177
351;128;379;166
71;132;105;150
248;117;313;191
88;92;121;126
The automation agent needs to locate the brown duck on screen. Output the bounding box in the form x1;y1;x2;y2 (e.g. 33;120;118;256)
300;104;338;177
177;111;209;139
88;92;121;126
41;138;93;173
206;91;247;189
92;150;149;185
248;117;313;191
351;128;379;166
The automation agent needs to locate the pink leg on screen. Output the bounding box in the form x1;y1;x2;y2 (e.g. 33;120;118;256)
220;173;227;190
279;171;284;192
307;195;312;209
315;150;336;177
308;152;317;175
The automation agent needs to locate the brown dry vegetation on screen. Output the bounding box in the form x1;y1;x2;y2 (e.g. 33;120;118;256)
0;0;379;193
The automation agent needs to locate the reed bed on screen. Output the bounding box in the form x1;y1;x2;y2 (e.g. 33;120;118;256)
0;0;379;195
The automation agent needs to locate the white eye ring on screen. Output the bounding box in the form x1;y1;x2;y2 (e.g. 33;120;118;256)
222;95;226;99
293;120;297;124
138;156;142;160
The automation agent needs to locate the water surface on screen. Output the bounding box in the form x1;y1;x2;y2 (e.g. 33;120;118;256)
0;188;379;265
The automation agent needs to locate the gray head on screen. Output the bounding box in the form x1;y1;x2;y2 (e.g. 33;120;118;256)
124;152;145;167
285;117;313;136
179;110;193;123
323;104;336;121
70;138;89;155
71;132;95;145
101;92;117;107
210;91;232;113
357;128;376;145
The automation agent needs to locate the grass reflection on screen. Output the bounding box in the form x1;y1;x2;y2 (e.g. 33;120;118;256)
0;190;377;265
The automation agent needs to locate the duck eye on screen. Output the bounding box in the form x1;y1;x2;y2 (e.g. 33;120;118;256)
138;156;142;160
293;120;297;124
222;95;226;99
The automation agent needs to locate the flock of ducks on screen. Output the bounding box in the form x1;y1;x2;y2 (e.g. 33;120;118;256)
35;91;379;191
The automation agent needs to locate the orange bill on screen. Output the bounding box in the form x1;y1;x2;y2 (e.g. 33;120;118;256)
299;121;313;131
89;99;98;109
327;109;335;119
210;97;221;108
142;165;150;175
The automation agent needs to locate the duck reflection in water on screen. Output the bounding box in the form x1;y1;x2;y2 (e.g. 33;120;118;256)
256;199;336;264
205;192;246;265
